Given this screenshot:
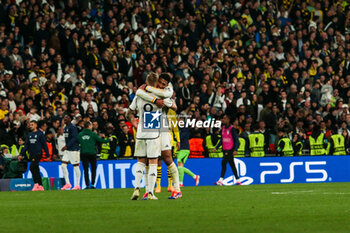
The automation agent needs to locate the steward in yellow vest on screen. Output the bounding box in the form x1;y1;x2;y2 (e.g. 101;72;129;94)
248;126;265;157
205;131;223;158
276;130;294;156
100;135;118;159
236;137;247;157
309;125;327;155
327;133;346;155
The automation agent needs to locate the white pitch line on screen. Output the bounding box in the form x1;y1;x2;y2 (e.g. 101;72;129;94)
271;190;314;195
272;191;350;195
322;192;350;195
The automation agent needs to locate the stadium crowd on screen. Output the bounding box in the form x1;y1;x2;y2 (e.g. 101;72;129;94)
0;0;350;165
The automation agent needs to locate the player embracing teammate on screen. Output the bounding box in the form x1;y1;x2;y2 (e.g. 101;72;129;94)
128;73;182;200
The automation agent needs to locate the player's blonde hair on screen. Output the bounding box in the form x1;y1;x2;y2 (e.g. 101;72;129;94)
146;72;158;86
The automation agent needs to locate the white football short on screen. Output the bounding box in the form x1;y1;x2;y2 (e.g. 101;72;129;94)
160;131;172;151
62;150;80;165
134;138;161;158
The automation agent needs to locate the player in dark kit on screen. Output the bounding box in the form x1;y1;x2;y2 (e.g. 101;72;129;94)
19;120;49;191
61;115;81;190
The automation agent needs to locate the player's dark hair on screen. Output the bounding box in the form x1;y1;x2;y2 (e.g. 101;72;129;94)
159;73;170;83
223;114;232;123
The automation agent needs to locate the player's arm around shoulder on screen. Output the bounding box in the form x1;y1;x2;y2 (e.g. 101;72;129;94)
136;89;165;107
145;85;173;98
136;89;157;102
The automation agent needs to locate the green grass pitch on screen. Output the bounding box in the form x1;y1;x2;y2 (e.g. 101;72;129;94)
1;183;350;233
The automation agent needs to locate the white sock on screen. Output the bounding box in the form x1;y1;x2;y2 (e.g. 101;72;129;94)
168;162;180;192
147;164;157;194
219;177;223;182
61;163;70;184
236;178;241;183
144;166;149;191
134;162;145;189
74;165;81;187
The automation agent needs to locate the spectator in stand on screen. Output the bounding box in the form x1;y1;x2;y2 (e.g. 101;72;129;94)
0;0;348;159
118;124;134;158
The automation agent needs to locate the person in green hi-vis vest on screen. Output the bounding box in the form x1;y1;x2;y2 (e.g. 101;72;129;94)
309;123;327;156
100;123;118;160
204;128;223;158
11;137;26;158
327;129;346;155
236;137;247;157
276;129;294;156
248;124;265;157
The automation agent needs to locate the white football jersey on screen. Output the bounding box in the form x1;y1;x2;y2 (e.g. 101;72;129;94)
140;85;174;132
129;96;163;139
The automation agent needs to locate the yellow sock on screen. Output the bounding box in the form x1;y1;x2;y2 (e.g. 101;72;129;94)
167;168;173;188
156;166;162;188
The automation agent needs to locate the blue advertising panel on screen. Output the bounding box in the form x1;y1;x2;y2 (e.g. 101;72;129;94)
23;156;350;189
10;179;34;191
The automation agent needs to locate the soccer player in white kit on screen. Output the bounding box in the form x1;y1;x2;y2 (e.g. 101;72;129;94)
128;73;176;200
135;73;182;199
